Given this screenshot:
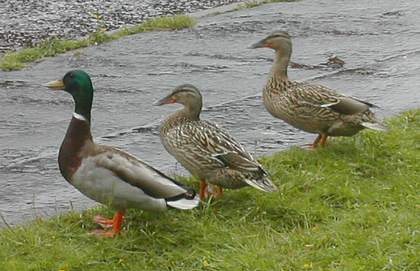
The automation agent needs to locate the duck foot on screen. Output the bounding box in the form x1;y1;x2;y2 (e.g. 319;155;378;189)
93;215;114;228
301;134;328;149
199;181;224;200
208;184;224;198
90;211;124;237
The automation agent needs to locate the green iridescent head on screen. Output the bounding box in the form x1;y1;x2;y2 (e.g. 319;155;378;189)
46;70;94;121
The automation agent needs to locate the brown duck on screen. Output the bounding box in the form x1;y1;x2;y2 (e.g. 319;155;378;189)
250;31;386;147
154;84;277;200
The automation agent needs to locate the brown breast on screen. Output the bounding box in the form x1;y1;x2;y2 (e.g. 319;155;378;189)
58;117;93;182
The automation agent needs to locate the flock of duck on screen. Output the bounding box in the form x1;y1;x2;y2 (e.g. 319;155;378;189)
45;31;386;237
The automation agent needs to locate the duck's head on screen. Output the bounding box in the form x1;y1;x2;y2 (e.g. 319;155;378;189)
250;31;292;56
46;70;94;98
154;84;203;118
46;70;94;122
154;84;202;107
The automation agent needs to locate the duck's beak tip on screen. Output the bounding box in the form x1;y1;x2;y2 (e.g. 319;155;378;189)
153;99;163;106
249;39;265;49
45;80;65;90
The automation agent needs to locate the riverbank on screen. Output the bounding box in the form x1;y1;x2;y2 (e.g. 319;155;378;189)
0;15;196;71
0;0;299;71
0;0;247;54
0;109;418;270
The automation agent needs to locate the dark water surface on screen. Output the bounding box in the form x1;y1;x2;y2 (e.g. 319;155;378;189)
1;0;419;226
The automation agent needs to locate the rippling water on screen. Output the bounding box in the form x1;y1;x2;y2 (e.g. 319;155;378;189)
1;0;419;226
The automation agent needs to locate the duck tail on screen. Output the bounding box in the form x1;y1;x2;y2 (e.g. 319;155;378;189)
244;177;278;193
361;122;387;132
166;189;200;210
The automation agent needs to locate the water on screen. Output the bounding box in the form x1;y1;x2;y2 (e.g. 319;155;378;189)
0;0;419;226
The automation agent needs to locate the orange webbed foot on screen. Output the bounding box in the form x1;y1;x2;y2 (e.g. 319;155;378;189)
93;215;114;228
90;211;124;237
301;134;328;149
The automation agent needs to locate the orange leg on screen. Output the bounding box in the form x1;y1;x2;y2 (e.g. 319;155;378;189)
207;184;224;198
312;134;322;147
211;186;224;198
199;180;208;200
319;133;328;147
303;133;328;149
302;134;322;149
91;211;124;237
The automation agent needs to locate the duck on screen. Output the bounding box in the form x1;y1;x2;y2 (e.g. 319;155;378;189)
46;70;199;237
154;84;277;200
250;31;386;148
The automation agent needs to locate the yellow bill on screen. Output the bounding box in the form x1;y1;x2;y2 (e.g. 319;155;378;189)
45;80;65;90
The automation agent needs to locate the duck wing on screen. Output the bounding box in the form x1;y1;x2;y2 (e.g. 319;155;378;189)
293;82;376;115
94;145;193;199
164;120;259;168
164;120;276;192
187;120;257;167
213;152;266;174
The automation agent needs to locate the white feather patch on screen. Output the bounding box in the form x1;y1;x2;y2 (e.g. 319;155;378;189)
320;102;339;108
73;112;88;122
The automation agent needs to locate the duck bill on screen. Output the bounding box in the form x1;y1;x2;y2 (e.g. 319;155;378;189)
45;80;65;90
153;95;177;106
249;39;266;49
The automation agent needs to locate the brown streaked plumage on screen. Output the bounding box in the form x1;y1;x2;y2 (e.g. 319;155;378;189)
250;31;386;147
155;84;277;199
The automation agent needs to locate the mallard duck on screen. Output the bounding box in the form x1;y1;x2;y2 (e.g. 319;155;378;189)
46;70;199;237
154;84;277;200
250;31;386;147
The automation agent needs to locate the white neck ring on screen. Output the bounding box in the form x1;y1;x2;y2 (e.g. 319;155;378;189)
73;112;88;122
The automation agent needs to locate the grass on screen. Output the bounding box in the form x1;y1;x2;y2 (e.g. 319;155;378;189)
0;109;419;270
0;15;196;71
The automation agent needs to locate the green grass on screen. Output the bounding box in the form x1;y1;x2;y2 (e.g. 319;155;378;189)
0;15;196;71
0;109;419;270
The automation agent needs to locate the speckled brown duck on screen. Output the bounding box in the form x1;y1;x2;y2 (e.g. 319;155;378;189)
250;31;386;147
154;84;277;200
46;70;199;237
